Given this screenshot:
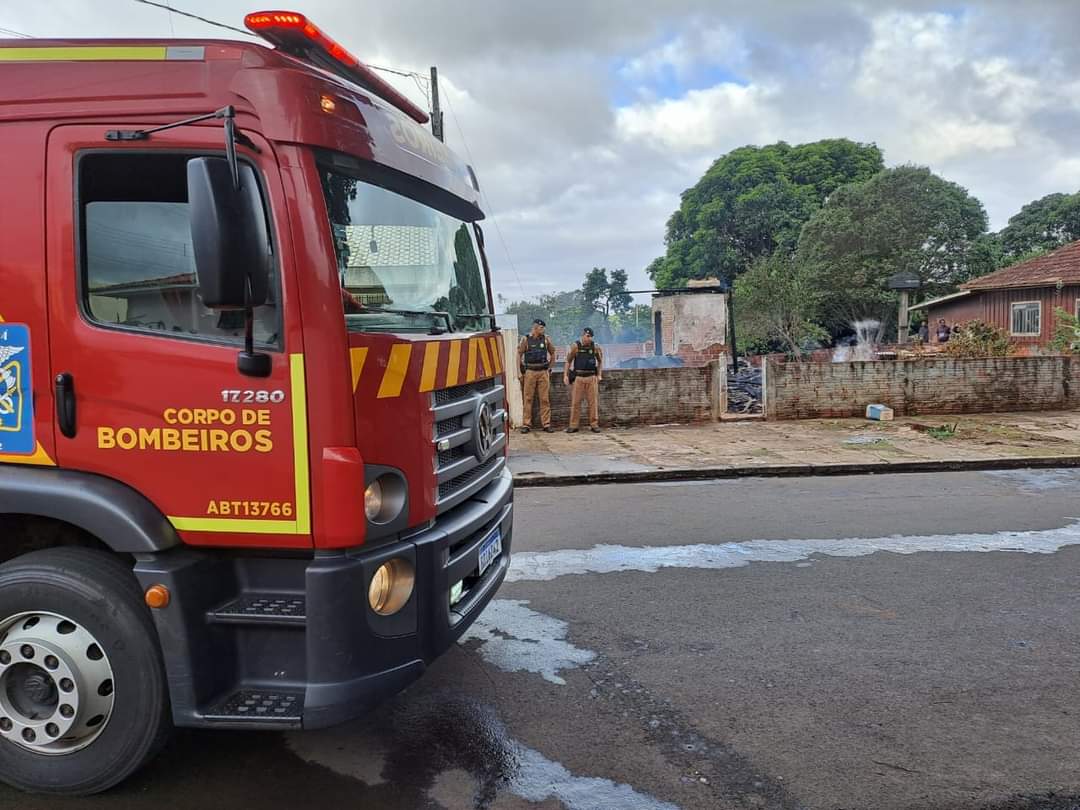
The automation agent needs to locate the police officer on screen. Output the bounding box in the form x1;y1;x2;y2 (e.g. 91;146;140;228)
564;327;603;433
517;318;556;433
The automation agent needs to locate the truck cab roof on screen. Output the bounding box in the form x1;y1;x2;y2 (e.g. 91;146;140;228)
0;37;482;217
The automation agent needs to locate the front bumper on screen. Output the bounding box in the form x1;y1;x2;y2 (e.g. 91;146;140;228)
303;467;513;728
137;468;513;730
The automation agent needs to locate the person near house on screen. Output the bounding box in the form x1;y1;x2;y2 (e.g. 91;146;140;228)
935;318;951;343
917;321;929;343
564;327;604;433
517;318;556;434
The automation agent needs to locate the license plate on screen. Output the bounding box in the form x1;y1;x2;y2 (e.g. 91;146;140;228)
478;528;502;576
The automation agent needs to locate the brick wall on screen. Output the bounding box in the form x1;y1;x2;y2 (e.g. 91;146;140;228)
521;365;722;428
765;356;1080;420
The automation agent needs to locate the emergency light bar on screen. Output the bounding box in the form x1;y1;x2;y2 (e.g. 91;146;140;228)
244;10;430;125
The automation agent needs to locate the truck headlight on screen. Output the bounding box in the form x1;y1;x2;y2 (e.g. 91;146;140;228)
364;474;406;524
364;479;383;521
368;558;415;615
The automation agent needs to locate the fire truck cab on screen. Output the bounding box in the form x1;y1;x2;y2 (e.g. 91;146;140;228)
0;11;511;794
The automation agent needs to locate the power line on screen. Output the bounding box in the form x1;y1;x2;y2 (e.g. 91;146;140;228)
440;83;527;302
131;0;253;36
0;26;31;38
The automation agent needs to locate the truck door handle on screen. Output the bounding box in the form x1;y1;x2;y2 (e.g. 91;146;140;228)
55;373;76;438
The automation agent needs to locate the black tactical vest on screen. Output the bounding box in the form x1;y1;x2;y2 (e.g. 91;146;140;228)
572;342;598;375
524;335;550;368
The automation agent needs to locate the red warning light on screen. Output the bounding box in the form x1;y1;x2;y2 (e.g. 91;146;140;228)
243;10;429;124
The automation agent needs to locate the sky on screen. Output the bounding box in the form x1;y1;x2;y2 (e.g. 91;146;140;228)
6;0;1080;306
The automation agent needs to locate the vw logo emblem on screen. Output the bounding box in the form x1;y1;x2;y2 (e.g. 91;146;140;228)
473;399;496;461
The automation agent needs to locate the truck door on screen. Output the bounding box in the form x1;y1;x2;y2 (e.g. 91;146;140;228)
45;125;311;548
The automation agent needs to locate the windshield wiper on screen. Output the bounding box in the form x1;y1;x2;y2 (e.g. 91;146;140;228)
362;306;453;334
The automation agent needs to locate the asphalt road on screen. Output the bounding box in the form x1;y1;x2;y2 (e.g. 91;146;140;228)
8;469;1080;810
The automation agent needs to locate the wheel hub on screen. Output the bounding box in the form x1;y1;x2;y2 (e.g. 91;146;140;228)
0;612;115;755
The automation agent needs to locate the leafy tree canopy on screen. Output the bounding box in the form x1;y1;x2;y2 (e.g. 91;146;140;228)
796;165;988;332
648;138;884;290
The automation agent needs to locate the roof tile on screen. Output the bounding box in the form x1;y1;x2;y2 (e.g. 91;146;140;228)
963;239;1080;290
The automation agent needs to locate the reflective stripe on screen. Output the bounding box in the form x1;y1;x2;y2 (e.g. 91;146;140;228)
446;340;462;386
465;339;478;383
377;343;412;398
477;337;493;377
0;46;174;61
419;342;440;392
168;516;300;535
0;442;56;467
489;337;503;373
289;354;311;534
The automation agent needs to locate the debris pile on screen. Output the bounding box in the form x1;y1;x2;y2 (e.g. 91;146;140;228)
727;364;762;414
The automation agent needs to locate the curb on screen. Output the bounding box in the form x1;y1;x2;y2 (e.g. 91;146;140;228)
510;455;1080;488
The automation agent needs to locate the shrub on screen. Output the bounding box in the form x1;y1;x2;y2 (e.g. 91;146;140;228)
1051;307;1080;355
942;320;1010;358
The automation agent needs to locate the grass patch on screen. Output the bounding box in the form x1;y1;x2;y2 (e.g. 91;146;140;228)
925;423;958;440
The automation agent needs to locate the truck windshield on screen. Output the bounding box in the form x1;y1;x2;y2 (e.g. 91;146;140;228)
320;168;491;334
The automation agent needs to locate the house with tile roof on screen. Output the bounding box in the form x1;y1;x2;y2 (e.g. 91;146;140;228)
909;240;1080;347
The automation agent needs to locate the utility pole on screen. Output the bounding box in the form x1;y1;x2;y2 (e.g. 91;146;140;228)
429;66;445;143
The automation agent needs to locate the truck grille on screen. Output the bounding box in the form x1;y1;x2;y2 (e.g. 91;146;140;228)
439;456;500;499
432;376;507;513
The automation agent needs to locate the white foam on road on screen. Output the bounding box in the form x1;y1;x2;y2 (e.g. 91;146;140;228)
508;743;680;810
459;599;596;685
506;520;1080;582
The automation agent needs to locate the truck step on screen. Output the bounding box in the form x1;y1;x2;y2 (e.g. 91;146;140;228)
207;594;306;626
202;689;304;727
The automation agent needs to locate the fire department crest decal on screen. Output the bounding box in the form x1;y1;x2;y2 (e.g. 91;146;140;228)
0;324;34;455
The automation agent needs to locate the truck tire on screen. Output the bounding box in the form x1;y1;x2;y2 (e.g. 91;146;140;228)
0;547;171;795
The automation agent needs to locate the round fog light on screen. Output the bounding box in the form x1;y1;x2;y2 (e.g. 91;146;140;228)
368;558;415;616
364;479;383;521
364;474;407;524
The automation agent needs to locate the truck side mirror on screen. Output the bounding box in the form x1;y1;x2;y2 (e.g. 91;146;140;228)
187;157;270;309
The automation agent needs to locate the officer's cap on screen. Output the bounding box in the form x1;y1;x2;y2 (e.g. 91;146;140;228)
533;318;546;327
582;327;594;337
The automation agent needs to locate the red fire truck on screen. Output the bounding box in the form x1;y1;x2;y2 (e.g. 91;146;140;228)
0;11;511;794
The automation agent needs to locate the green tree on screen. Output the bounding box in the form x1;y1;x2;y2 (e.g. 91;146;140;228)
734;254;828;357
796;165;989;334
962;233;1005;283
582;267;610;315
648;138;884;289
607;269;633;315
999;192;1080;261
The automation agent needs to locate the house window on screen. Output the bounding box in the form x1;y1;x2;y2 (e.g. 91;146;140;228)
1075;298;1080;318
1010;301;1041;336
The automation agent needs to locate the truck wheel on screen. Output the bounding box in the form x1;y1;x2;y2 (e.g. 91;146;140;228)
0;547;171;795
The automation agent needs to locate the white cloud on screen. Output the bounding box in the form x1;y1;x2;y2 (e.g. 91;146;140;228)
5;1;1080;303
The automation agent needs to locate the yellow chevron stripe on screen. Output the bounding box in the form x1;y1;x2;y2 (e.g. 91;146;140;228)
419;342;440;392
465;338;478;382
377;344;412;398
489;336;503;373
477;337;493;376
446;340;462;386
349;347;368;393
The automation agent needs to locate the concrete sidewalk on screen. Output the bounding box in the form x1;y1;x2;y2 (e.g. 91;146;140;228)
508;411;1080;486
